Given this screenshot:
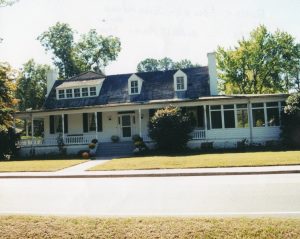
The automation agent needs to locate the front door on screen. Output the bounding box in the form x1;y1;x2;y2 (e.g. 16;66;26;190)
120;115;132;138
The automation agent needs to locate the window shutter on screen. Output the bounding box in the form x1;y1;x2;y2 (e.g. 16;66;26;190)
149;109;156;119
83;113;88;133
64;114;68;133
49;115;55;134
97;112;102;132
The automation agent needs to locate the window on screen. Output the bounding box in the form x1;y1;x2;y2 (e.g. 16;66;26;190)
252;103;265;127
130;80;138;94
58;90;65;99
82;88;88;97
210;105;222;129
236;104;248;128
90;87;96;96
66;89;72;98
266;102;280;126
54;115;62;133
176;77;185;91
74;88;80;98
88;113;96;131
223;104;235;128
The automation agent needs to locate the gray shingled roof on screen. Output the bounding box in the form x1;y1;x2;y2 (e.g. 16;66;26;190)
43;67;210;110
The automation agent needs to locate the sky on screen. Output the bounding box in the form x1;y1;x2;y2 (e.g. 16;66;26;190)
1;0;300;75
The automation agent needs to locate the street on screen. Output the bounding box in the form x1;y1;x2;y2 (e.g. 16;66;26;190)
0;174;300;216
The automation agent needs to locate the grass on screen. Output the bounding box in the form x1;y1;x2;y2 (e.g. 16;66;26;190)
89;150;300;171
0;216;299;238
0;159;87;172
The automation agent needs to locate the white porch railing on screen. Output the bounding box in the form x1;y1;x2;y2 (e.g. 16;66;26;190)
190;129;206;140
19;134;96;146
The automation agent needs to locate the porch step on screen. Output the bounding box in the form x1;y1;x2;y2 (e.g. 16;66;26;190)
96;142;134;157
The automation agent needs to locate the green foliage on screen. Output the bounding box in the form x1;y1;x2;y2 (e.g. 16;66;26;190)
16;59;50;111
0;62;16;132
0;0;18;7
281;93;300;148
217;25;300;94
148;106;194;151
137;57;199;72
38;22;121;79
0;128;20;160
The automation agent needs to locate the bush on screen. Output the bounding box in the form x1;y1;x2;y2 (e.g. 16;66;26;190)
148;105;194;152
0;127;20;160
88;143;96;149
201;142;213;151
91;138;98;144
281;93;300;148
111;135;120;143
132;134;142;142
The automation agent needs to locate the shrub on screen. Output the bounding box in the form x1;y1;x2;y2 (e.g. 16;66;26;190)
91;138;98;144
89;143;96;149
201;142;213;151
82;152;89;159
281;93;300;148
132;134;142;142
148;105;194;151
111;135;120;143
0;127;20;160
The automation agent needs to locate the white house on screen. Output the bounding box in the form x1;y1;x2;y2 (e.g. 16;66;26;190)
16;53;288;157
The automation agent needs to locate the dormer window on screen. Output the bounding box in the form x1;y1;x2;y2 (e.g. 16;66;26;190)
90;87;96;96
173;70;187;91
58;90;65;99
82;88;88;97
66;89;73;98
131;80;138;94
176;77;184;90
128;74;143;95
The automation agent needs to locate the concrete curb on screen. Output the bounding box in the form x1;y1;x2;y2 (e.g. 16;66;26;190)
0;170;300;179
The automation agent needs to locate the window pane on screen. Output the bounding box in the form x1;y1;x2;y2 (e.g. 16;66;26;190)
176;77;184;90
211;111;222;129
224;110;235;128
74;88;80;97
236;104;247;109
252;103;264;108
210;105;221;110
82;88;88;97
130;81;138;94
88;113;96;131
267;108;280;126
237;109;248;128
90;87;96;96
66;89;72;98
223;104;234;109
266;102;278;107
55;116;62;133
252;109;265;127
122;127;131;137
58;90;65;99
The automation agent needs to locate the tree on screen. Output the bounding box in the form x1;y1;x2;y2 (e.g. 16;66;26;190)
38;22;121;79
217;25;300;94
281;93;300;148
148;106;194;151
0;0;18;7
137;57;199;72
16;59;50;111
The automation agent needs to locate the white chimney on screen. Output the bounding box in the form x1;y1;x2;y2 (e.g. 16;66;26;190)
46;69;58;97
207;52;218;95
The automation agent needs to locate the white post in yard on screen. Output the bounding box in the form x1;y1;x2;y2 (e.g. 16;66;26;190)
95;112;98;139
138;108;142;138
62;114;65;142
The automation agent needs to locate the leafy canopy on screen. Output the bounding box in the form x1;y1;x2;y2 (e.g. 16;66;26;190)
38;22;121;79
217;25;300;94
137;57;199;72
16;59;50;111
148;106;194;151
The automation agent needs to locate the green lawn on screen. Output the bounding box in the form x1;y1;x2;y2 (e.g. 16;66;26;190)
0;159;87;172
89;151;300;171
0;216;299;238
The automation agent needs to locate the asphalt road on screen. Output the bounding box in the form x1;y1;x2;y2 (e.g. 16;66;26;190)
0;174;300;217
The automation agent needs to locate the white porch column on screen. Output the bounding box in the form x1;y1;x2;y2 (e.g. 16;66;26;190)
62;114;65;141
138;108;142;137
95;112;98;139
31;114;34;146
26;119;29;136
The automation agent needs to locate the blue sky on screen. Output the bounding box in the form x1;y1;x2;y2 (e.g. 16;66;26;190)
0;0;300;74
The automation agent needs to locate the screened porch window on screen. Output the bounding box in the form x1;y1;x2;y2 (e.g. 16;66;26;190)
223;104;235;128
252;103;265;127
266;102;280;126
236;104;248;128
210;105;222;129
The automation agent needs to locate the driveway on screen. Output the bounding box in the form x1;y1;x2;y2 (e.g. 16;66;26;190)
0;174;300;216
